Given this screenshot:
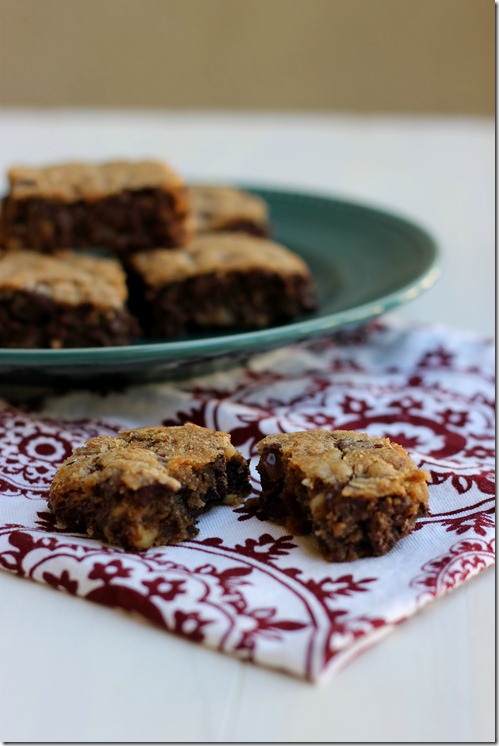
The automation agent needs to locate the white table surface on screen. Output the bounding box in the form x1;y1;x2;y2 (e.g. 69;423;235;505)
0;110;494;743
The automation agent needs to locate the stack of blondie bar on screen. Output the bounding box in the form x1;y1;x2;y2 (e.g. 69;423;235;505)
0;160;318;348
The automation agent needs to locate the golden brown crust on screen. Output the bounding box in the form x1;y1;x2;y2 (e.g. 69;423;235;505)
118;423;239;478
257;430;430;504
51;423;239;493
7;160;185;202
0;249;128;308
188;185;269;233
129;233;313;286
50;435;183;495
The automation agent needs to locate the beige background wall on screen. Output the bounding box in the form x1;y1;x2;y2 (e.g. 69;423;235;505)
0;0;494;114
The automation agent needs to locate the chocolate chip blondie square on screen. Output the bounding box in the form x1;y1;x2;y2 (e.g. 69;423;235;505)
256;430;430;561
189;185;270;237
48;423;251;550
127;232;318;337
0;160;190;254
0;249;139;348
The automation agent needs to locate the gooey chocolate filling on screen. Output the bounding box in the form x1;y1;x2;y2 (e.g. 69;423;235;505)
129;269;318;338
257;447;312;532
1;189;188;254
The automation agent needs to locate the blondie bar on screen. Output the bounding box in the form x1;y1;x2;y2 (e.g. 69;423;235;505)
0;249;139;348
189;185;270;237
0;160;190;254
48;423;251;550
256;430;430;561
127;232;318;337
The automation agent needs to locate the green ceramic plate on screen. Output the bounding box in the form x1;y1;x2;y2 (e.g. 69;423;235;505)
0;186;442;388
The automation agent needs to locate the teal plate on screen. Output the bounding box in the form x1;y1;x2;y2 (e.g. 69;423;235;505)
0;186;442;388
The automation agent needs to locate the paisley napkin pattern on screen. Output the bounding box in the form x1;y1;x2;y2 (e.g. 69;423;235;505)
0;320;494;681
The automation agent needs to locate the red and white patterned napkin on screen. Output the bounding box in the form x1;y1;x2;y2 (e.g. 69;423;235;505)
0;319;494;682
